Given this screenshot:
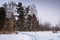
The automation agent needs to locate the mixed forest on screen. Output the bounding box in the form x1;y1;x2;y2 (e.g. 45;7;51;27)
0;2;60;33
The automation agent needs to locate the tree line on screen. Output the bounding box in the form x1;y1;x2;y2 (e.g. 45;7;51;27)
0;2;60;32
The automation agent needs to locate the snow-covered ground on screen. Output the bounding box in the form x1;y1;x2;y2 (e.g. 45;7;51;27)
0;31;60;40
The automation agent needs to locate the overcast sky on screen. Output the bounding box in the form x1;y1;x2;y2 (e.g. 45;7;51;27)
0;0;60;26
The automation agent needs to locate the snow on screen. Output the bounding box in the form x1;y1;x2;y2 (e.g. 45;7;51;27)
0;31;60;40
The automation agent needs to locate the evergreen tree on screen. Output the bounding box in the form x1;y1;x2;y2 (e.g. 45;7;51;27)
16;2;25;31
16;2;30;31
0;7;6;30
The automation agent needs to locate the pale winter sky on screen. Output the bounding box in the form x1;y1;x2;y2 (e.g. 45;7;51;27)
0;0;60;26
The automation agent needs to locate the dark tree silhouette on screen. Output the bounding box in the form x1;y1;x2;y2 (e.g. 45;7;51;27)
0;7;6;30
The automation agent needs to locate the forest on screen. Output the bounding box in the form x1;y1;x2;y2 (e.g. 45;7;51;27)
0;2;60;33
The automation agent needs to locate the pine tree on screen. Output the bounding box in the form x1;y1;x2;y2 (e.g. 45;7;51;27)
16;2;25;31
16;2;30;31
0;7;6;30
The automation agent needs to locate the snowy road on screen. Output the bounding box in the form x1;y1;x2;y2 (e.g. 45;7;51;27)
0;31;60;40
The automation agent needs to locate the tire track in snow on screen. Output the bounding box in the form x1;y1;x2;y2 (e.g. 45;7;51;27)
21;32;55;40
21;32;37;40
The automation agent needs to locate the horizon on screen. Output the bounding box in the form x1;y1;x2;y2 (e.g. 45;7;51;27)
0;0;60;26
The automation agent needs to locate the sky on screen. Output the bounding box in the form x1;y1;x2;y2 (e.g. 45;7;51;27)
0;0;60;26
